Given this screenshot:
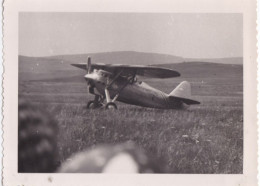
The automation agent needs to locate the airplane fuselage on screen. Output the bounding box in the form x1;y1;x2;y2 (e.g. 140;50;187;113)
85;71;186;109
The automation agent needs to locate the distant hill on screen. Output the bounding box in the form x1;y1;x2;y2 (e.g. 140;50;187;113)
21;51;242;66
47;51;184;65
185;57;243;64
19;55;84;81
19;52;243;82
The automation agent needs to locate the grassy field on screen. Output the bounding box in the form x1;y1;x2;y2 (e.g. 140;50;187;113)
18;54;243;173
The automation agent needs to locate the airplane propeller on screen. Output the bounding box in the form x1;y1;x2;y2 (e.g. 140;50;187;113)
87;56;92;74
85;57;94;94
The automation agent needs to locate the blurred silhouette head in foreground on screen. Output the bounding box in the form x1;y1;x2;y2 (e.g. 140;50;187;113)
59;141;165;173
18;100;58;172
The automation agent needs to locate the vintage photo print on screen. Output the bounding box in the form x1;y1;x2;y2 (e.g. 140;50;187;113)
18;12;243;174
3;0;257;185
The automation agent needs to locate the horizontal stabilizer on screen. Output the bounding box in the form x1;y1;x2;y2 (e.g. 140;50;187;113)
169;96;200;105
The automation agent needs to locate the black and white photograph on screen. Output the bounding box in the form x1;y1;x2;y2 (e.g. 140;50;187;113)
18;12;243;174
2;0;257;185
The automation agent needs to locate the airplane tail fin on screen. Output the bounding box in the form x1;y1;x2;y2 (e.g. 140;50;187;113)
168;81;200;105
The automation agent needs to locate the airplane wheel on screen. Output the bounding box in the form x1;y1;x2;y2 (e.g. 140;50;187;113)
105;102;117;110
87;101;101;109
87;101;95;109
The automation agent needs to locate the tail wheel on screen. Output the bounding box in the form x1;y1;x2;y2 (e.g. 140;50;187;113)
105;102;117;110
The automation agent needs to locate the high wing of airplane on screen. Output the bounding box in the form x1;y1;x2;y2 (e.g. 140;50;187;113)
71;63;181;79
71;57;200;110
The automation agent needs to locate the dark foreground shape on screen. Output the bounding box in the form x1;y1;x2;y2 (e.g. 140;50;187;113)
18;100;59;173
58;142;166;173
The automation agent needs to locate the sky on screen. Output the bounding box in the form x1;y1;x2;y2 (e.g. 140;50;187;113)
19;13;242;59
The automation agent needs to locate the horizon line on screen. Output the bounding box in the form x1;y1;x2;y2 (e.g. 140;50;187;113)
18;50;243;60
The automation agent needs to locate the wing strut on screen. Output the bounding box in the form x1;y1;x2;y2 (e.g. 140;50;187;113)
104;71;136;104
107;70;124;88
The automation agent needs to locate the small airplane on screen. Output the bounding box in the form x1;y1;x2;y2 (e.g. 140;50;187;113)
71;57;200;109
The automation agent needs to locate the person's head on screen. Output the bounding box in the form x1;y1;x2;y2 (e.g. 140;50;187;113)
59;141;165;173
18;100;58;172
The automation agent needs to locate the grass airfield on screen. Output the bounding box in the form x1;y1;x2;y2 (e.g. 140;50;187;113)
19;53;243;173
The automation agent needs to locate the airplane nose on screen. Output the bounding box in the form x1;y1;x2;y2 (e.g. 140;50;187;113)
84;74;95;86
84;74;93;80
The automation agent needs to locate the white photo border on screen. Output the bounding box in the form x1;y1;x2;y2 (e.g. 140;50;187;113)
3;0;257;185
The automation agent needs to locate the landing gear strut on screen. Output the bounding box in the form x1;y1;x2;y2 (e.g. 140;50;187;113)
104;88;118;110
